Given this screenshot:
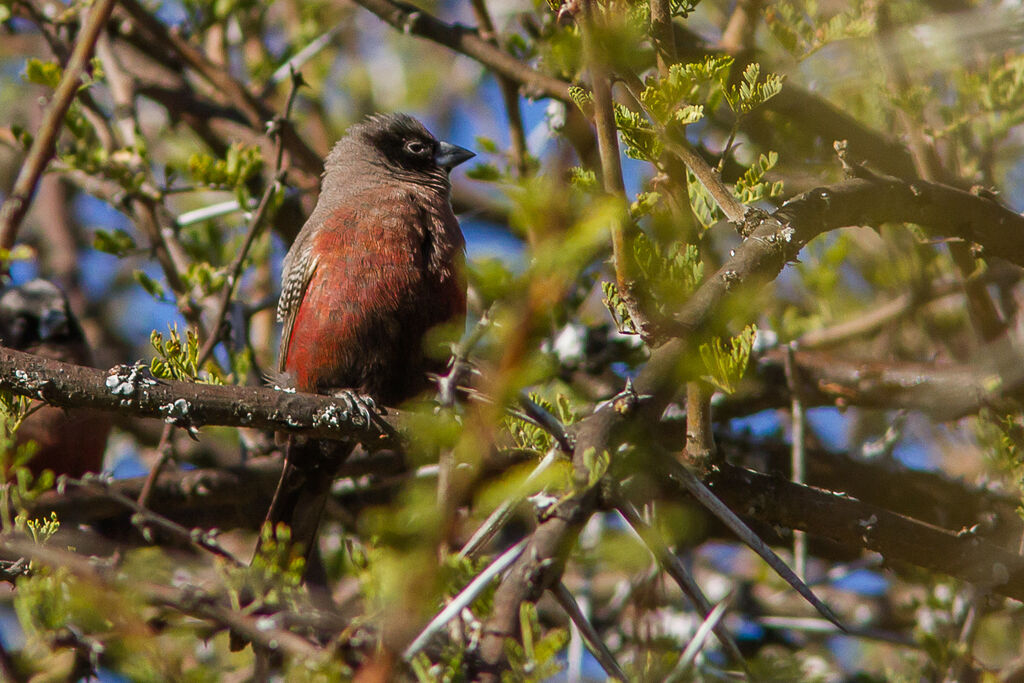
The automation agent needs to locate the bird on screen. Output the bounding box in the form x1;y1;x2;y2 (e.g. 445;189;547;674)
261;113;474;571
0;279;110;479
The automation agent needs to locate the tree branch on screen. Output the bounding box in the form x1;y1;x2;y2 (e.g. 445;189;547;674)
0;346;401;443
0;0;119;252
345;0;570;100
703;463;1024;604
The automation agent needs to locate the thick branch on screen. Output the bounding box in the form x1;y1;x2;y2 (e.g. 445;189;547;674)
672;174;1024;336
0;347;401;444
704;464;1024;603
725;342;1024;421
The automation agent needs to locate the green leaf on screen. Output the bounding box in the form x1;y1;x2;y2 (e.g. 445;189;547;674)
475;136;499;154
670;0;701;17
675;104;704;125
699;324;757;394
568;85;593;114
602;280;637;335
686;167;721;232
133;270;166;300
614;103;661;161
466;163;502;181
765;0;874;60
583;446;610;488
725;62;784;115
733;150;785;203
569;167;598;193
93;229;137;257
633;232;703;304
188;143;263;189
630;191;661;218
640;55;732;123
23;59;61;88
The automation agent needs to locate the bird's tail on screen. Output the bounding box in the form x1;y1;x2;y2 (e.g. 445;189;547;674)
256;437;354;574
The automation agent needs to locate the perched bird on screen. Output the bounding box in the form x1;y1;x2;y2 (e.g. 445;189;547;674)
0;279;110;478
262;113;473;567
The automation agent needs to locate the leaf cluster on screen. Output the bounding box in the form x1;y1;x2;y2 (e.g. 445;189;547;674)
765;0;875;60
698;324;757;394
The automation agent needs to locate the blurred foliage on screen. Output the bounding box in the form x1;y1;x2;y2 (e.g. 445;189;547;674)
0;0;1021;680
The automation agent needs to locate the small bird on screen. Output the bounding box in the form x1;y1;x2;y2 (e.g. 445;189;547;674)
262;113;473;568
0;279;110;479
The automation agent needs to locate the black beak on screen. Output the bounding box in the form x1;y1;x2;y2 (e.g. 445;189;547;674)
435;141;475;170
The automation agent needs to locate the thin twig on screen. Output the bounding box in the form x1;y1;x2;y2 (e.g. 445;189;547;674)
0;537;321;658
194;68;303;369
403;537;529;660
552;581;627;681
517;394;574;453
136;424;175;508
617;501;747;668
436;308;492;407
619;74;747;225
0;0;119;253
666;459;845;630
578;1;656;341
459;448;559;559
67;476;242;565
667;594;732;681
118;0;323;175
783;343;807;580
684;381;715;467
468;0;530;179
347;0;569;100
648;0;676;76
260;23;346;97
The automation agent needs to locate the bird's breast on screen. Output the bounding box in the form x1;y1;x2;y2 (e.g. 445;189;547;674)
282;191;466;403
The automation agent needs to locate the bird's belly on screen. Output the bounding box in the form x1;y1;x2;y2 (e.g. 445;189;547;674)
284;268;463;404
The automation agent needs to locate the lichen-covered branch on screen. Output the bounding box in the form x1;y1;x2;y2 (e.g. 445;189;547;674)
0;346;401;444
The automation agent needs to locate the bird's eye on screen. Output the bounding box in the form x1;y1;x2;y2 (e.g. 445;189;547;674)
405;140;429;156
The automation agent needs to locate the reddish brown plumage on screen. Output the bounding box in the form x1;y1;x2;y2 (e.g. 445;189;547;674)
259;113;472;572
282;184;466;403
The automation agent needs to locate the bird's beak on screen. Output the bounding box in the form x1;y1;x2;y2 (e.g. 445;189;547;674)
435;141;475;170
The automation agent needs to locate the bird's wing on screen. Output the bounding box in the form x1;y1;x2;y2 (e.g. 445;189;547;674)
277;240;319;374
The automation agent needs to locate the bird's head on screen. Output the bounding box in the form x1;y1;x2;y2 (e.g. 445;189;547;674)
326;113;474;193
0;279;81;350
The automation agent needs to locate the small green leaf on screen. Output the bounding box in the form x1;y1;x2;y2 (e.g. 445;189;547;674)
24;59;61;88
93;229;136;257
466;163;502;181
568;85;593;114
133;270;165;300
568;167;598;193
699;324;758;394
725;62;783;115
686;167;722;232
602;281;637;335
475;136;499;154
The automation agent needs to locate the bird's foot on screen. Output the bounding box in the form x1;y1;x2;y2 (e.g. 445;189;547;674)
331;389;378;427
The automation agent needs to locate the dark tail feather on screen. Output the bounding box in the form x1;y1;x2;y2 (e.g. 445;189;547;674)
256;437;354;573
233;439;351;651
